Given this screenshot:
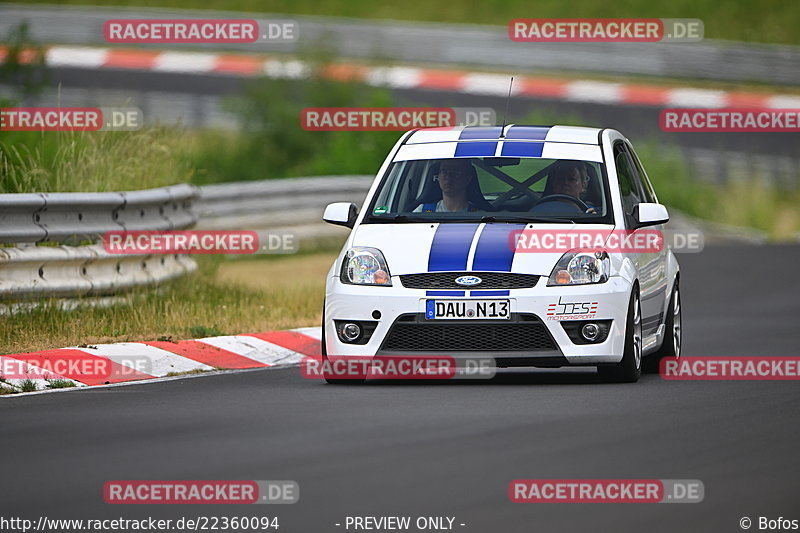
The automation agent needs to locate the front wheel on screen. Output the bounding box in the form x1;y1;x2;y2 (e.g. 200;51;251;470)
598;288;642;383
644;280;681;373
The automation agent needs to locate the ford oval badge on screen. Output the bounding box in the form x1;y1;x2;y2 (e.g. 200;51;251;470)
455;275;482;287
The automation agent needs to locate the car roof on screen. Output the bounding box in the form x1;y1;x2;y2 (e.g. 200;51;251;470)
395;125;605;163
404;125;603;146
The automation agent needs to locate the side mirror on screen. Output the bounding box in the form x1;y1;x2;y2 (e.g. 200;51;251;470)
632;203;669;228
323;202;358;229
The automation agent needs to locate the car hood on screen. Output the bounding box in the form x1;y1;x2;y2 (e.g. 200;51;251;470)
350;222;616;277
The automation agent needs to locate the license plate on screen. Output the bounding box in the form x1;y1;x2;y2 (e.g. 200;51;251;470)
425;299;510;320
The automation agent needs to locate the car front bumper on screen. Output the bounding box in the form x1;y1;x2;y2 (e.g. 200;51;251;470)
324;275;632;366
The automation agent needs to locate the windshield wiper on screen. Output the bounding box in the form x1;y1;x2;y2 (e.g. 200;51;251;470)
367;214;432;223
367;214;577;224
480;215;575;224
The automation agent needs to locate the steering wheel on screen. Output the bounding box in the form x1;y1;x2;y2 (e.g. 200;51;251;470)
534;194;590;212
489;189;538;210
491;189;538;210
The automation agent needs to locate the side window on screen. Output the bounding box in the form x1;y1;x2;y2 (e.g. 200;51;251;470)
627;144;657;204
613;143;642;217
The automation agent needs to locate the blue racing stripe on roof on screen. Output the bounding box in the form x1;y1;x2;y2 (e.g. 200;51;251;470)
505;126;551;140
500;141;544;157
455;142;497;157
459;127;503;140
471;224;527;271
428;224;480;272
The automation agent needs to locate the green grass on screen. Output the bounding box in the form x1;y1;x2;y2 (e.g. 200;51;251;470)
24;0;800;45
17;379;38;393
1;65;399;191
0;252;334;355
165;369;210;377
188;325;227;338
0;385;19;395
185;72;399;184
0;377;16;394
45;378;77;389
634;142;800;240
0;127;194;193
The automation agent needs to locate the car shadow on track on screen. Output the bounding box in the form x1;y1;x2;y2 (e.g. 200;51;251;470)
327;369;662;387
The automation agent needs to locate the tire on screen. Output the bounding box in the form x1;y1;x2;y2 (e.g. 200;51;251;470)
321;305;366;385
643;280;681;374
598;288;642;383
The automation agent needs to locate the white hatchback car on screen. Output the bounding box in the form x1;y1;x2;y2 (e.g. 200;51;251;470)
322;125;681;383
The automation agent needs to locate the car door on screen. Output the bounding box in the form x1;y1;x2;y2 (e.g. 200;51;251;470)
612;141;665;336
626;142;669;334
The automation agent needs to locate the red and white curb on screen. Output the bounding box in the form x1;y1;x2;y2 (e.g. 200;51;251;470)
3;45;800;109
0;327;321;395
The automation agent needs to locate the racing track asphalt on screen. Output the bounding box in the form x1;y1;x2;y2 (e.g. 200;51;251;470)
1;244;799;533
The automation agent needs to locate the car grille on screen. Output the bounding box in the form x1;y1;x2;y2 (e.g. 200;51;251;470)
399;272;539;290
380;314;557;352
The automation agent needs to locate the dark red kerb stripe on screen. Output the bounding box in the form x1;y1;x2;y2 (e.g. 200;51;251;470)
144;340;268;369
6;349;153;385
244;331;321;357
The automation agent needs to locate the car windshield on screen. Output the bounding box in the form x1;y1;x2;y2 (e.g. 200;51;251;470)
365;157;611;223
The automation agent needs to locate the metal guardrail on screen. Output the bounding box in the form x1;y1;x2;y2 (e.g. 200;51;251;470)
0;245;196;299
196;176;373;229
2;4;799;85
0;177;371;301
0;184;199;300
0;184;197;244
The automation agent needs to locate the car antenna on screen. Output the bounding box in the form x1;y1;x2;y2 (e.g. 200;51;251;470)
500;76;514;138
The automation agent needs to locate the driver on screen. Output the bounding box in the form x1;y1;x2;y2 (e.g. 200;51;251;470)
530;160;597;214
414;159;481;213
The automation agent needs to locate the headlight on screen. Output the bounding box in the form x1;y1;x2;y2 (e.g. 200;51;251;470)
547;251;609;286
340;247;392;286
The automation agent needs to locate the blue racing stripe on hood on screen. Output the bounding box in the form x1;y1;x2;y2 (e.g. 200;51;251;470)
471;224;527;271
426;290;466;297
470;290;510;297
428;224;480;272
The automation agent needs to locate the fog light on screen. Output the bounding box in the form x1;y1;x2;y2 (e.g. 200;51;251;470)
581;323;600;342
340;322;362;342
